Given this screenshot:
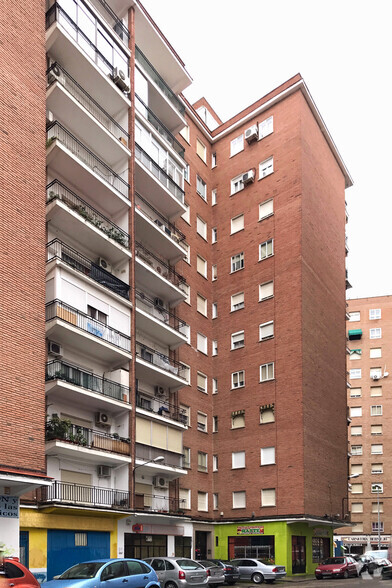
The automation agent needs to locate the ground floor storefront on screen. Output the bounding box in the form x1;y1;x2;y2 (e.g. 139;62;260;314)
335;534;391;556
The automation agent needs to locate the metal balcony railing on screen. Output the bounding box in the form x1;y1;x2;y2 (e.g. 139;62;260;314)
46;359;130;401
135;94;184;159
135;290;187;335
135;444;183;469
37;481;130;508
135;192;185;245
135;46;184;116
135;143;184;204
136;388;187;425
134;493;186;514
135;241;186;288
90;0;130;42
46;419;131;455
46;299;131;352
136;341;187;380
47;239;130;299
47;63;129;143
47;180;130;248
46;122;130;199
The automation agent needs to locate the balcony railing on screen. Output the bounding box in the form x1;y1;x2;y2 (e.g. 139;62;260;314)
47;239;130;299
47;180;130;248
135;46;184;116
46;359;129;401
136;388;187;425
46;299;131;352
135;242;186;289
136;444;183;469
135;290;187;334
91;0;130;42
135;493;186;514
135;143;184;204
46;122;130;199
37;480;130;508
47;63;129;142
135;192;185;245
136;341;187;380
135;94;184;159
46;418;130;455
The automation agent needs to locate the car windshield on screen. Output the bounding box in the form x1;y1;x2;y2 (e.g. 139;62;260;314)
323;558;344;565
177;560;204;570
59;563;103;579
257;560;274;566
200;561;216;567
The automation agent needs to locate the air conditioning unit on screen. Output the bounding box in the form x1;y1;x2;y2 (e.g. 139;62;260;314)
96;412;112;426
48;63;61;84
245;124;258;143
155;386;165;396
112;67;130;93
97;257;112;273
153;476;169;489
372;375;381;380
97;465;111;478
154;298;164;308
242;170;255;185
48;340;63;358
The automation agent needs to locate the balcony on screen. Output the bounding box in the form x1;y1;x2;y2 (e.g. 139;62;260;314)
36;480;130;510
135;445;185;476
135;290;187;349
46;181;131;265
134;492;186;515
135;341;187;389
47;239;130;299
46;299;131;363
89;0;130;44
136;388;187;426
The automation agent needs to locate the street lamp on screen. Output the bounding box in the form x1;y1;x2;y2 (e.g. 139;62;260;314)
373;484;383;550
132;456;165;509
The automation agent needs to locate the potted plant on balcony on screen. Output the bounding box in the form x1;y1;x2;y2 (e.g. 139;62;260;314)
46;414;71;441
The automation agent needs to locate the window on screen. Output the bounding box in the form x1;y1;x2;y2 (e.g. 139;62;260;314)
371;463;383;474
259;321;274;341
371;405;383;416
370;328;382;339
75;532;87;547
212;302;218;319
352;522;363;532
370;367;382;379
231;331;244;350
349;349;362;360
179;488;191;510
180;243;190;266
232;370;245;389
212;227;217;243
230;134;244;157
212;152;217;167
213;493;218;510
259;156;273;179
180;125;190;142
260;362;274;382
196;176;207;200
259;239;274;260
213;455;218;471
196;139;207;162
371;425;383;435
350;406;362;418
212;378;218;394
180;403;190;425
371;444;383;454
351;426;362;436
350;369;361;379
259;199;274;220
212;264;217;281
231;252;244;272
197;293;207;316
232;491;246;509
372;522;384;532
197;255;207;277
351;503;363;513
231;291;244;311
371;386;382;397
197;333;207;354
181;202;190;224
351;445;362;455
184;164;190;183
231;412;245;428
349;311;360;321
372;502;383;513
259;116;273;139
197;451;207;472
231;214;244;234
212;189;217;205
181;324;191;344
87;305;107;324
183;283;190;305
183;447;190;469
232;451;245;469
196;216;207;240
197;491;208;511
212;340;218;356
370;309;381;320
212;416;218;432
231;174;244;195
261;488;276;507
260;405;275;424
197;412;207;432
350;388;362;398
371;483;383;494
351;464;363;475
351;483;363;494
370;348;382;358
259;281;274;301
261;447;275;465
197;371;207;393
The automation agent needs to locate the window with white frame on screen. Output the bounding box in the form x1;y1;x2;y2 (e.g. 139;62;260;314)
371;483;383;494
197;491;208;511
371;463;383;474
372;521;384;532
260;406;275;424
371;386;382;397
371;444;383;454
182;283;190;305
231;291;244;311
197;451;207;472
196;176;207;200
183;447;190;468
351;426;362;436
259;321;274;341
259;239;274;260
351;483;363;494
181;202;190;223
183;242;190;264
371;425;383;435
212;264;217;281
370;309;381;320
213;455;218;471
372;501;383;513
183;163;190;184
231;412;245;429
230;134;244;157
260;447;275;465
350;388;362;398
232;451;245;469
212;415;218;432
232;370;245;389
231;173;244;195
212;227;217;243
180;125;190;142
260;362;274;382
370;328;382;339
231;330;244;350
370;367;382;379
197;216;207;240
179;488;191;510
197;333;207;354
259;281;274;301
196;139;207;162
231;214;244;234
259;157;274;179
197;255;207;277
371;405;383;416
259;116;273;139
180;404;190;425
350;369;361;379
351;464;363;475
349;311;360;321
349;349;362;360
350;406;362;418
212;302;218;318
181;323;190;344
351;503;363;513
351;445;362;455
212;189;217;206
212;152;217;168
197;371;207;394
212;378;218;394
370;348;382;358
231;252;244;272
197;293;207;316
197;412;207;432
261;488;276;507
212;340;218;356
259;199;274;220
232;491;246;509
213;493;218;510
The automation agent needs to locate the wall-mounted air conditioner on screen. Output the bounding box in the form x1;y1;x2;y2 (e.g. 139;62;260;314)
112;67;130;93
97;257;112;273
97;465;111;477
242;170;255;185
245;124;258;143
48;340;63;358
154;298;164;308
153;476;169;488
155;386;165;396
96;412;112;426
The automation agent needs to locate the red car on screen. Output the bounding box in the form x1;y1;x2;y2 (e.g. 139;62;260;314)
315;556;359;579
1;558;40;588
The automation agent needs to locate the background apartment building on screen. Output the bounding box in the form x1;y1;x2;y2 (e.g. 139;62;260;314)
0;0;351;578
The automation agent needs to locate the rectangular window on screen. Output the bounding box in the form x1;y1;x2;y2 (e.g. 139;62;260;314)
231;252;244;272
75;532;87;547
184;164;190;183
351;464;363;475
231;330;245;350
259;116;273;139
179;488;191;510
197;255;207;277
233;491;246;509
180;125;190;142
231;214;244;234
212;189;217;205
213;455;218;472
261;488;276;507
371;405;383;416
232;451;245;469
259;281;274;301
231;291;244;311
196;176;207;200
232;370;245;389
371;483;383;493
196;138;207;162
351;483;363;494
370;367;382;379
197;451;207;472
183;283;190;305
87;305;107;324
349;311;360;321
371;425;383;435
259;239;274;260
371;463;383;474
231;174;244;195
183;447;190;469
230;134;244;157
180;403;190;425
212;340;218;356
351;426;362;436
181;202;190;224
212;416;218;433
212;152;217;168
372;501;383;513
260;362;274;382
213;493;218;509
212;227;217;243
350;369;361;379
197;412;207;432
259;321;274;341
183;242;190;264
350;406;362;418
260;406;275;424
212;264;217;281
349;349;362;360
370;328;382;339
351;503;363;513
371;386;382;396
352;523;363;532
351;445;362;455
259;199;274;220
196;216;207;240
197;293;207;316
197;371;207;393
197;491;208;511
232;412;245;428
370;309;381;320
371;444;383;454
212;302;218;318
350;388;362;398
212;378;218;394
372;521;384;532
370;348;382;358
197;333;207;354
261;447;275;465
259;156;274;179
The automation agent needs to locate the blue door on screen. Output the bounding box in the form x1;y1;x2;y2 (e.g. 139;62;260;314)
20;532;29;568
47;530;110;581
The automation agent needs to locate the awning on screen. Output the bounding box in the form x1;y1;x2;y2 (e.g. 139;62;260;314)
348;329;362;340
349;349;362;355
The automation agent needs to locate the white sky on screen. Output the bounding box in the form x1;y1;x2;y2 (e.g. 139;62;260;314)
142;0;392;300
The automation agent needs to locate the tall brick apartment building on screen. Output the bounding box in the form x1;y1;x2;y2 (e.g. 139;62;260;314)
0;0;351;578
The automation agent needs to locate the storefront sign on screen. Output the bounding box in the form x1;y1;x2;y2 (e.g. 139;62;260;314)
313;528;329;537
132;524;143;533
342;535;391;544
0;496;19;518
237;526;264;535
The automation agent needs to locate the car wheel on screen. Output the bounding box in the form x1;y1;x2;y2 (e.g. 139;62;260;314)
165;582;177;588
251;572;264;584
343;571;349;579
316;576;323;580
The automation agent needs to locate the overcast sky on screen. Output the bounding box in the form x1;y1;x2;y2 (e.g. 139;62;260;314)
142;0;392;300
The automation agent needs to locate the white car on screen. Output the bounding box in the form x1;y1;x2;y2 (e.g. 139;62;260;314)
230;559;286;584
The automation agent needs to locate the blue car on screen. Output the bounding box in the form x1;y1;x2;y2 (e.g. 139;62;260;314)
42;559;160;588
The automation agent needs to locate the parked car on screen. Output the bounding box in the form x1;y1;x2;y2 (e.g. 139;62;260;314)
314;556;359;579
144;557;208;588
361;550;390;575
198;561;239;586
230;559;286;584
379;559;392;579
41;559;159;588
0;559;40;588
197;562;224;586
